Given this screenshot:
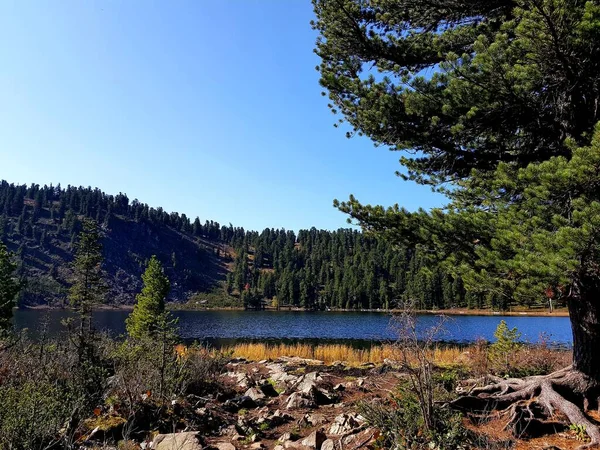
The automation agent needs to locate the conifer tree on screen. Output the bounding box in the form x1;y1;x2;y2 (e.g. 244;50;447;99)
0;241;19;334
69;218;104;333
314;0;600;442
126;255;171;340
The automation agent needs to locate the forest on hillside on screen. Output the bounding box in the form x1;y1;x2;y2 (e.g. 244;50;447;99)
0;180;550;310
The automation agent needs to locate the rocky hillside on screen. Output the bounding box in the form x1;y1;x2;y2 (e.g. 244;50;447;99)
0;182;232;306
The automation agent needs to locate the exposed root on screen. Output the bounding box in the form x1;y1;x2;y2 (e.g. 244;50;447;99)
451;367;600;449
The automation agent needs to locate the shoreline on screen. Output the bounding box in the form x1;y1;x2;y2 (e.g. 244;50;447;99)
17;304;570;317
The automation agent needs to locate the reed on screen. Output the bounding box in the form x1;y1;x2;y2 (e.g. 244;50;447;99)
222;342;467;367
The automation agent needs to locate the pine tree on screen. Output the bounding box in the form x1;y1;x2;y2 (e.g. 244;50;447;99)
0;241;19;334
69;218;105;333
315;0;600;441
126;255;172;340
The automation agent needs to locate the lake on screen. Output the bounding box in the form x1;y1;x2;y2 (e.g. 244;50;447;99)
13;309;573;346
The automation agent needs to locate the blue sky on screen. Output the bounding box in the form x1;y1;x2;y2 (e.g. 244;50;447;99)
0;1;443;231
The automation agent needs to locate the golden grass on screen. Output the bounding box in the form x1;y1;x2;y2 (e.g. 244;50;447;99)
223;342;465;367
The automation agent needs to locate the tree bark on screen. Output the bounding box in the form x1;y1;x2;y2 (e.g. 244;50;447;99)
569;286;600;381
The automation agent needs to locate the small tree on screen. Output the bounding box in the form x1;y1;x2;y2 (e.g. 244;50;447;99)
69;218;105;334
125;256;181;399
489;320;522;376
0;241;19;335
126;255;171;340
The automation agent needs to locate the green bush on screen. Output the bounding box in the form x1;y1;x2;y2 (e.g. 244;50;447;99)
359;377;470;450
489;320;522;376
0;332;109;450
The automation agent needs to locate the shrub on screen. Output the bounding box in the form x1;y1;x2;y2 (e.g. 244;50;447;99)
0;331;109;450
359;378;469;450
489;320;521;375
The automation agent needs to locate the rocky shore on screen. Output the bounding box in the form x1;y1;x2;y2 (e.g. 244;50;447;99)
144;356;392;450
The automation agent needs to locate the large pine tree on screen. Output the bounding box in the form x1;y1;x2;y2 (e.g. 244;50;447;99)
314;0;600;444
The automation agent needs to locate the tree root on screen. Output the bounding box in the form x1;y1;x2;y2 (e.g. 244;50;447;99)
450;367;600;449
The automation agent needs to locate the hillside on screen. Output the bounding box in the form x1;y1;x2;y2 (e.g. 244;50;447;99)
0;182;231;306
0;180;551;310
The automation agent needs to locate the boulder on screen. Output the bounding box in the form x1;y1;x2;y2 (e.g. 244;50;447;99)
328;414;361;436
294;372;322;394
300;430;327;449
308;386;334;405
341;428;378;449
270;409;294;425
301;413;327;427
259;382;280;397
278;432;296;443
285;392;316;410
222;371;250;388
244;387;266;402
152;432;203;450
321;440;337;450
223;395;257;412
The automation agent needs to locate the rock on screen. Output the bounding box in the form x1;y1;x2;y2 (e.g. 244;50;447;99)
220;425;238;437
302;413;327;427
152;432;203;450
328;414;361;435
236;417;255;436
341;428;378;449
278;356;324;366
321;440;337;450
294;372;323;394
332;384;345;392
222;371;250;388
268;363;300;386
259;382;280;397
223;395;257;412
274;446;285;450
249;443;264;449
300;430;327;449
245;387;266;401
270;409;294;425
278;432;295;442
285;392;316;409
259;359;268;364
213;443;236;450
300;385;334;406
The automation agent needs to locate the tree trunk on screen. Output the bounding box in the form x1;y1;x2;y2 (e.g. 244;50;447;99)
568;287;600;381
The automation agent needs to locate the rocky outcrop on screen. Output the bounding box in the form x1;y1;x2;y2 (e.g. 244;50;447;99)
85;357;396;450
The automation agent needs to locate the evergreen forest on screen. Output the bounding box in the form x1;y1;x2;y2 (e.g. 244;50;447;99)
0;180;547;310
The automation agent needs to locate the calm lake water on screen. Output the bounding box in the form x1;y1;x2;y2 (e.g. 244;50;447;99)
13;309;573;346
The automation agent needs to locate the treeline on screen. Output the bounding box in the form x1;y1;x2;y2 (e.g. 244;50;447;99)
227;228;488;310
0;180;547;310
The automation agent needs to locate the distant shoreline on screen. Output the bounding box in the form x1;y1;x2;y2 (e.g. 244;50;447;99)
17;304;570;317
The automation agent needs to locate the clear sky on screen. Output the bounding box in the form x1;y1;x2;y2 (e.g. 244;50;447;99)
0;1;443;232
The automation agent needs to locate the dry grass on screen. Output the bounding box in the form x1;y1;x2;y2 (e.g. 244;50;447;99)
222;341;571;372
223;342;466;367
